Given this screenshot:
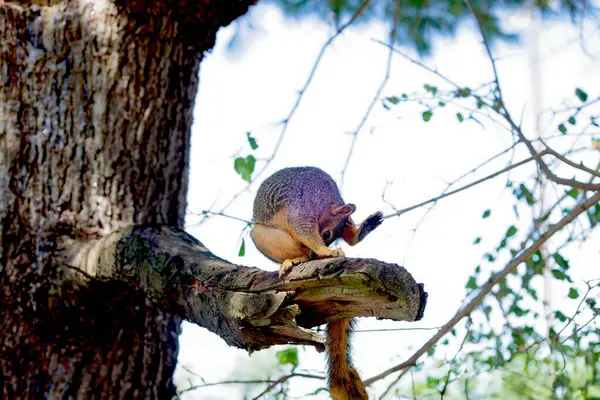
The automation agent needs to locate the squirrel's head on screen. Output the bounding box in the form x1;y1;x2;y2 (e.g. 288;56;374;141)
318;203;356;246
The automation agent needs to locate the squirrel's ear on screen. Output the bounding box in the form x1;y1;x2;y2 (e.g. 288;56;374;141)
331;203;356;218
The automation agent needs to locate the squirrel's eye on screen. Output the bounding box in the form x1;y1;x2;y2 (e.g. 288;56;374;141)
323;230;332;241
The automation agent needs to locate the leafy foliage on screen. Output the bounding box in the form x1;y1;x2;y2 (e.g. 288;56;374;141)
261;0;591;54
382;65;600;398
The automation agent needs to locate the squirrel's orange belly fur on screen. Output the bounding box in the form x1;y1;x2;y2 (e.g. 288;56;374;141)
250;223;308;262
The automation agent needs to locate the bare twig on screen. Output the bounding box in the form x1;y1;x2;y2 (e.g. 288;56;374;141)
179;379;281;393
378;368;410;399
439;320;472;397
251;373;325;400
217;0;372;215
340;0;399;188
550;95;600;114
365;190;600;385
356;326;441;333
178;372;323;397
385;154;542;218
372;39;471;98
396;143;521;264
187;210;252;226
540;140;600;178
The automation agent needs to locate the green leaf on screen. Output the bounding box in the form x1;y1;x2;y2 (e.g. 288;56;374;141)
424;84;438;95
588;204;600;226
554;311;568;322
426;376;441;388
497;239;507;251
553;253;570;270
238;238;246;257
527;288;538;300
510;305;527;317
551;269;568;281
565;188;579;199
234;155;256;183
568;116;577;125
457;87;471;98
466;276;478;290
568;287;579;299
482;209;491;219
555;373;569;389
473;237;481;245
558;123;567;134
575;88;588;102
246;132;259;150
276;347;299;368
517;184;535;205
386;96;400;105
422;110;433;122
505;225;518;238
456;112;464;122
483;305;492;317
438;101;446;107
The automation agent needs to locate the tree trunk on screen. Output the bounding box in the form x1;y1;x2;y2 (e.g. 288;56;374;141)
0;0;255;397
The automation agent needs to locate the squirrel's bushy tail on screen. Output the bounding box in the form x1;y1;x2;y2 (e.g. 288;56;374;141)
326;318;368;400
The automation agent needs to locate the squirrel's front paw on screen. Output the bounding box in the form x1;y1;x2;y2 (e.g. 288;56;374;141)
314;247;345;259
357;211;384;243
331;247;345;258
279;258;302;278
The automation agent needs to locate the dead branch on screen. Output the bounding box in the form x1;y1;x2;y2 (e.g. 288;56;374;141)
51;224;427;353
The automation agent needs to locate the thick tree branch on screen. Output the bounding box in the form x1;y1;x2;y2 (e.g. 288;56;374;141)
53;225;427;352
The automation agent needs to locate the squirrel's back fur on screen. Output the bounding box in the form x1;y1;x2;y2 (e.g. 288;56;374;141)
253;166;344;224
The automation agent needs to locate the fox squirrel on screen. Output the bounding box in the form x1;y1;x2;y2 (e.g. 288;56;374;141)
250;166;383;400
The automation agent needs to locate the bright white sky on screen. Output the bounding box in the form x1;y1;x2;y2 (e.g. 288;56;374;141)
174;3;600;399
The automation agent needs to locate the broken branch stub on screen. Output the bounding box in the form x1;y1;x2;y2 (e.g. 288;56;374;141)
246;258;427;329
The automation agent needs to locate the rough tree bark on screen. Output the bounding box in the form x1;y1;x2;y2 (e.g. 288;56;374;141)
0;0;427;398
